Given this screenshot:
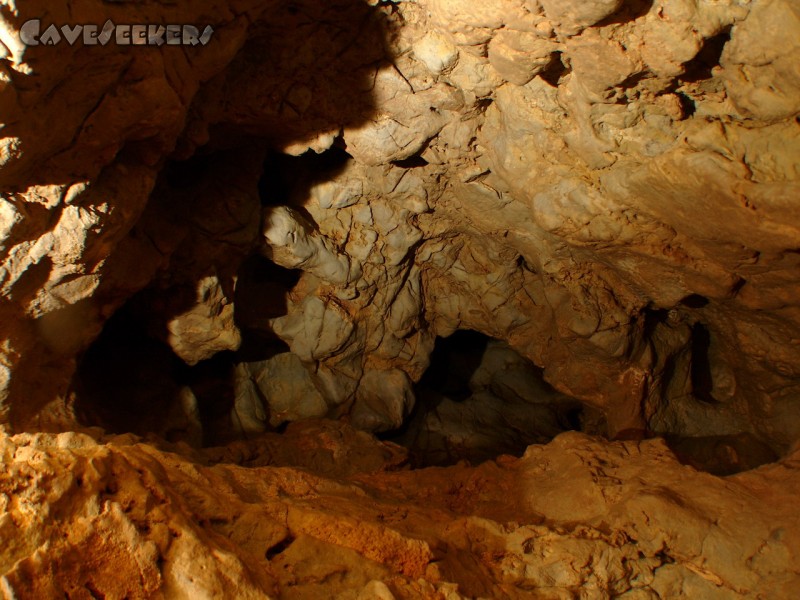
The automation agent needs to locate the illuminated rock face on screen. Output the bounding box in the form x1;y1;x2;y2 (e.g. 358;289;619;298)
2;423;800;598
0;0;799;596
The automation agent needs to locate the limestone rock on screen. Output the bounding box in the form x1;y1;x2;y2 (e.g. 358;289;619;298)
721;0;800;122
232;352;328;432
166;275;241;366
2;425;800;598
262;206;353;286
0;0;799;594
540;0;624;36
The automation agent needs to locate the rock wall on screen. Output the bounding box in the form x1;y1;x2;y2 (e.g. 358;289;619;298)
2;422;799;598
2;0;800;596
2;0;799;450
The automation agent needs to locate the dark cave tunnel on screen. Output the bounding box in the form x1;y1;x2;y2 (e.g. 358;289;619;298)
75;145;780;475
3;0;799;595
68;129;780;476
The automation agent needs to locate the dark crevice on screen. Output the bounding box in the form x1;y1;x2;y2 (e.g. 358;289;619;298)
730;277;746;296
594;0;655;27
383;330;590;467
675;91;697;117
618;71;649;90
680;294;709;309
681;27;732;83
266;534;296;560
392;154;429;169
539;53;570;88
690;322;715;403
259;145;353;207
163;150;220;189
642;307;669;339
419;330;489;402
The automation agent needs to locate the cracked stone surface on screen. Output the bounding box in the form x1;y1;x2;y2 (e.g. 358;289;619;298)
1;0;799;596
1;422;799;598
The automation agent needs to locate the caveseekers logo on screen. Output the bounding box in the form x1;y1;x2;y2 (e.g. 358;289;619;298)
20;19;214;47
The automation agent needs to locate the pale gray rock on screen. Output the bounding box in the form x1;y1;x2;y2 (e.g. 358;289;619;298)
233;353;328;431
166;275;241;366
351;369;415;432
262;206;353;287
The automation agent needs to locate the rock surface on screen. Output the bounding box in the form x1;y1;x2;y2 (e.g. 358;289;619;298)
1;421;799;598
2;0;796;453
1;0;799;595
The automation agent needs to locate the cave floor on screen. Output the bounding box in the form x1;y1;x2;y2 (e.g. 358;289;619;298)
1;419;798;599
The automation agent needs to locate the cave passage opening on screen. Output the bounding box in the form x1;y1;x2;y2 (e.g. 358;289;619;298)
383;330;597;467
65;142;783;476
70;288;783;476
70;251;301;448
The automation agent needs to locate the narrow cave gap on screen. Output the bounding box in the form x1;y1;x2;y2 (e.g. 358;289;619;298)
391;154;429;169
383;330;593;467
266;534;296;561
618;71;649;91
675;91;697;117
70;252;301;447
642;306;670;339
258;145;353;207
690;322;715;403
680;293;710;309
681;26;732;83
539;52;570;88
419;329;490;402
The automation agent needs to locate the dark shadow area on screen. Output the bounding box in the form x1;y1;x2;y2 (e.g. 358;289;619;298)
72;295;194;442
71;282;291;446
642;306;670;339
419;330;490;402
383;330;589;467
539;52;570;88
675;91;697;117
259;145;353;207
618;71;649;91
665;432;777;476
234;254;302;335
64;0;388;440
595;0;655;27
392;154;430;169
266;534;296;561
680;294;709;309
681;27;732;83
690;322;715;402
202;0;388;152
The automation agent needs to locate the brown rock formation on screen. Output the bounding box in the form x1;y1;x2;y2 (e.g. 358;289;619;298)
2;422;799;597
1;0;798;596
